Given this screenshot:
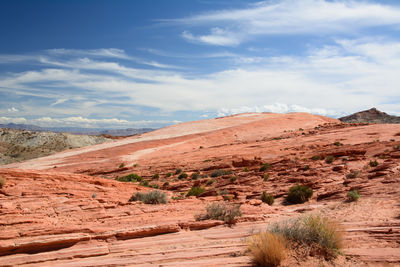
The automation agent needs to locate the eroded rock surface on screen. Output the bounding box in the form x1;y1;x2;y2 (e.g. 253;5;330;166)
1;112;399;266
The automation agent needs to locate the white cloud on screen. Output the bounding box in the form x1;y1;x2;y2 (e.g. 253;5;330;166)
174;0;400;46
0;116;181;128
7;107;19;112
217;103;337;117
182;28;241;46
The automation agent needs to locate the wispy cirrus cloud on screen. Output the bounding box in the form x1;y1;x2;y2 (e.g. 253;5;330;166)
172;0;400;46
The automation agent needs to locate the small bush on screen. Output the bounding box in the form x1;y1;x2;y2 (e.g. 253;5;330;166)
347;190;360;202
261;192;274;205
175;168;182;175
311;155;321;161
287;184;313;204
369;160;378;167
195;202;242;224
269;214;343;258
211;169;228;177
0;176;5;189
230;176;237;183
346;171;358;179
129;190;167;204
302;165;310;171
139;180;149;187
152;173;159;179
263;174;270;181
191;172;200;180
186;186;206;197
119;163;125;168
259;163;270;172
178;172;188;179
117;173;142;182
206;179;215;185
243;167;250;172
166;172;172;177
333;141;343;146
325;156;335;164
247;231;287;267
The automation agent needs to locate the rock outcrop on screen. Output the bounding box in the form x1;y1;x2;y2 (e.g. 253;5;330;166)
339;107;400;124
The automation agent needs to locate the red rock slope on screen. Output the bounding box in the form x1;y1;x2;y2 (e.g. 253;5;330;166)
1;112;400;266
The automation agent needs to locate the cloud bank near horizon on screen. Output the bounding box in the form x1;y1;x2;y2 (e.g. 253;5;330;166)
1;0;400;128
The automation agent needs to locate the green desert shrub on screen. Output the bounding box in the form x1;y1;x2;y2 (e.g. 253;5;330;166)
139;180;149;187
152;173;159;179
347;190;360;202
325;155;335;164
269;214;343;258
195;202;242;224
0;176;6;189
186;186;205;197
178;172;188;179
263;174;270;181
175;168;182;175
191;172;200;180
206;179;215;185
369;160;378;167
259;163;270;172
210;169;228;177
333;141;343;146
117;173;142;182
166;172;172;177
119;163;125;168
230;176;237;183
286;184;313;204
346;171;358;179
261;192;274;206
311;155;321;160
247;231;287;267
129;190;167;204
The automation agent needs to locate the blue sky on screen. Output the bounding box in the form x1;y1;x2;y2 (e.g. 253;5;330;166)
1;0;400;128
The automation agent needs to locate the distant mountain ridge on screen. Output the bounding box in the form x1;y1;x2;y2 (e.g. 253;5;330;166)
0;123;155;136
339;108;400;124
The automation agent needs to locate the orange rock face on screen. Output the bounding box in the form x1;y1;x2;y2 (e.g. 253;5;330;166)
1;112;400;266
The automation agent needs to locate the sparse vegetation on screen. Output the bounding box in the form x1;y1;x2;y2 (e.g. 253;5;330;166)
263;174;270;181
311;155;321;160
210;169;229;177
261;192;274;205
119;163;125;168
247;231;287;267
152;173;159;179
206;179;215;185
195;202;242;224
333;141;343;146
203;159;212;162
286;184;313;204
166;172;172;177
269;214;343;258
178;172;188;179
186;186;205;197
129;190;167;204
191;172;200;180
91;193;97;198
175;168;182;174
117;173;142;182
346;171;359;179
369;160;378;167
259;163;270;172
243;167;250;172
347;190;360;202
0;176;5;189
302;165;310;171
139;180;149;187
230;176;237;183
325;155;335;164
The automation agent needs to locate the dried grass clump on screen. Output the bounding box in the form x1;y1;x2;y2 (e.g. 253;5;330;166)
0;176;6;189
195;202;241;224
247;231;287;267
129;190;167;204
269;214;343;259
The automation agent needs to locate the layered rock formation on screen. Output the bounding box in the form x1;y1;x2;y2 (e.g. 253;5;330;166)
0;112;399;266
339;107;400;124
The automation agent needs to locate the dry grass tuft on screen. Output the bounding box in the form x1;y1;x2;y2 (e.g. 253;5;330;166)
269;214;343;259
0;176;6;189
247;231;287;267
